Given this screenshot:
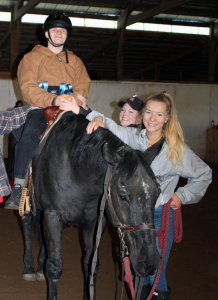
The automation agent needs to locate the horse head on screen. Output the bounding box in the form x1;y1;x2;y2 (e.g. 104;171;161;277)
103;139;164;277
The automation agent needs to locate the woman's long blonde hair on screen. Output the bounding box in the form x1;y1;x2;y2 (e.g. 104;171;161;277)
140;91;185;170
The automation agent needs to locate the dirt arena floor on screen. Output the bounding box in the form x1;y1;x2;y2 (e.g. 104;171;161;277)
0;163;217;300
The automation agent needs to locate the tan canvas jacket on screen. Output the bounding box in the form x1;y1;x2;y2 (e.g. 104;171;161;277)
18;45;91;108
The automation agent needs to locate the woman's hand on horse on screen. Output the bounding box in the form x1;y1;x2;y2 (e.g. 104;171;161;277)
59;97;80;114
170;193;182;210
86;117;105;134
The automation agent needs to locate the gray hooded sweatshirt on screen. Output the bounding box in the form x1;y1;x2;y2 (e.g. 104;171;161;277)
87;111;212;209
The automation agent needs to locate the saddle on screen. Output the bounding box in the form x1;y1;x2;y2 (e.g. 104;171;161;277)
39;106;64;142
19;104;68;217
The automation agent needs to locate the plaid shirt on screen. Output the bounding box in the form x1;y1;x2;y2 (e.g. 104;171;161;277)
0;106;32;196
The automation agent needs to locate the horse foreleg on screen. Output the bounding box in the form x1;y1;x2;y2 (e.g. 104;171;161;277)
36;210;46;281
83;216;107;300
36;239;46;281
20;214;36;281
43;210;64;300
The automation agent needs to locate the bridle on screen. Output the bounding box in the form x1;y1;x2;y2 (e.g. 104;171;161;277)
90;165;155;300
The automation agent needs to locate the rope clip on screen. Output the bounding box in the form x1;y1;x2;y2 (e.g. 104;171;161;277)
117;224;125;240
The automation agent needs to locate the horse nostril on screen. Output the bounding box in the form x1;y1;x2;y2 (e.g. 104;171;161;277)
137;260;158;277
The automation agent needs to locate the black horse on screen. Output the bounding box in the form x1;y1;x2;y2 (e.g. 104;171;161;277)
22;112;163;300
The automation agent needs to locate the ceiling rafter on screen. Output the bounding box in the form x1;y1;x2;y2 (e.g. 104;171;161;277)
117;0;142;29
13;0;40;22
123;0;193;28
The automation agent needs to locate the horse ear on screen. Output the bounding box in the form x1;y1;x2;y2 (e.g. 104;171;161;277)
103;143;126;166
103;143;116;166
145;138;165;165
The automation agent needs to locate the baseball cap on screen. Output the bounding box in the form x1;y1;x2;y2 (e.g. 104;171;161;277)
118;97;144;111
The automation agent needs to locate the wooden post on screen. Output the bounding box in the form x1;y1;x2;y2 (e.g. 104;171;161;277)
10;7;22;78
208;23;216;84
116;7;129;81
116;28;125;80
116;1;143;80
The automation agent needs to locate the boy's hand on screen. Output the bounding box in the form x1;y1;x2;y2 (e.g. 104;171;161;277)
77;94;87;109
59;97;80;114
54;94;85;108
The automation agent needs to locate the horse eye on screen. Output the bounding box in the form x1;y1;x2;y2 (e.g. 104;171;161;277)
120;196;127;201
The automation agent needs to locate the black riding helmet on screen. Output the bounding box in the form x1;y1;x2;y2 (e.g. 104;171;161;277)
43;13;72;63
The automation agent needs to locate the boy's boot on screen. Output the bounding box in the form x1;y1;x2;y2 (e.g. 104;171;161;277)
4;184;22;210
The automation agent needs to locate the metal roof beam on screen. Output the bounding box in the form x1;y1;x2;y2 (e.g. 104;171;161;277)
13;0;40;22
117;0;142;29
123;0;193;29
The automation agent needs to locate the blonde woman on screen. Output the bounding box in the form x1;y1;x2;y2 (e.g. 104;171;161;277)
60;92;212;300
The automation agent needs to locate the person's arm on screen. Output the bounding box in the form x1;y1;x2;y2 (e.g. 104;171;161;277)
70;56;91;103
0;106;32;134
18;55;56;108
175;146;212;205
86;110;145;151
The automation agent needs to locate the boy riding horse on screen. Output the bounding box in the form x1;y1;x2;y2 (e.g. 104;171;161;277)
5;12;91;209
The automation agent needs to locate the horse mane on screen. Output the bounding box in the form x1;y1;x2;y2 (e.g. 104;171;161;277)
55;113;142;179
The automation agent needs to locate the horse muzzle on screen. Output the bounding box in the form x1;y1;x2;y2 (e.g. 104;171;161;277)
136;255;161;277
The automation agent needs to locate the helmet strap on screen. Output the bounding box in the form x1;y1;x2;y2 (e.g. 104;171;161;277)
64;46;69;64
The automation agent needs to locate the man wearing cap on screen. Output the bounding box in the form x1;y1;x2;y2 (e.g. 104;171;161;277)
118;96;144;127
5;12;91;210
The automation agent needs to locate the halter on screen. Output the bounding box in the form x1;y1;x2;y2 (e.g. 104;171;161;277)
89;165;155;300
105;167;155;233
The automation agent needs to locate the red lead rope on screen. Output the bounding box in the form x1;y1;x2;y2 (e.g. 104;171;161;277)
124;256;135;300
124;198;183;300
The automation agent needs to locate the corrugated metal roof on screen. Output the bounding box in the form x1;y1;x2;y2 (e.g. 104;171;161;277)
0;1;218;25
0;0;15;5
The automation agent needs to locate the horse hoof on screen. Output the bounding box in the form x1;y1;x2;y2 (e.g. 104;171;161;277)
23;273;36;281
36;272;45;281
